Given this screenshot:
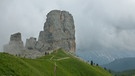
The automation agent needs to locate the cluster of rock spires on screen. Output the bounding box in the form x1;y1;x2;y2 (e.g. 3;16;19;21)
4;10;76;58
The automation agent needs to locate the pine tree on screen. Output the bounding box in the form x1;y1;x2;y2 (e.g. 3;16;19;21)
91;60;93;65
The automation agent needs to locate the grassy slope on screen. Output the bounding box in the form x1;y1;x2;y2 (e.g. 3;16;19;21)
0;50;112;76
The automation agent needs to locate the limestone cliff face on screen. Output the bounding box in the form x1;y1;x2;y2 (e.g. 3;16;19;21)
36;10;76;52
4;10;76;58
4;32;25;55
25;37;37;50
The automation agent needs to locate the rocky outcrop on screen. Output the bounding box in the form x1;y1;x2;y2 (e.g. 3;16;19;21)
4;10;76;58
4;32;25;55
36;10;76;52
25;37;37;50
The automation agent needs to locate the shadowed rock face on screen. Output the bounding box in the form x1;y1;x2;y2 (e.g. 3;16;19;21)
25;37;37;50
37;10;76;52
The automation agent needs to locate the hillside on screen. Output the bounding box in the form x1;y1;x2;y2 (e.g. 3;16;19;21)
0;49;112;76
114;69;135;76
102;57;135;72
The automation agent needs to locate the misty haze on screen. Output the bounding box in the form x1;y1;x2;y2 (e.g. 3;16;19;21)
0;0;135;76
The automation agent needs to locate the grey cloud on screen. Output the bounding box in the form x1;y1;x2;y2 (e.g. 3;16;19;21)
0;0;135;56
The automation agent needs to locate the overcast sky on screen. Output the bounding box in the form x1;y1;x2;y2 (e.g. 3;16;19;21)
0;0;135;53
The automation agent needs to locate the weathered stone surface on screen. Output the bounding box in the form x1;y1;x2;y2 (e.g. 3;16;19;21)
4;32;25;55
37;10;76;52
4;10;76;58
10;32;22;41
4;34;43;58
20;49;43;59
25;37;37;50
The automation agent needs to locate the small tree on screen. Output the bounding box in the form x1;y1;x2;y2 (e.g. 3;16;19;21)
104;67;107;70
91;60;93;65
108;69;111;73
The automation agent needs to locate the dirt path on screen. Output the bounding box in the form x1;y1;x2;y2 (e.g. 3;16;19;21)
50;55;54;60
54;62;57;76
51;56;70;76
56;57;70;61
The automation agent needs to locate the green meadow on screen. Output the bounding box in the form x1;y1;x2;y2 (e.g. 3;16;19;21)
0;49;112;76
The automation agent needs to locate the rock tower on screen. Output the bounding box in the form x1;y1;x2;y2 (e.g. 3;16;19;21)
4;10;76;58
4;32;25;55
36;10;76;52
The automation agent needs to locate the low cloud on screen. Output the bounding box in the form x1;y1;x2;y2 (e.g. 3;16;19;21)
0;0;135;55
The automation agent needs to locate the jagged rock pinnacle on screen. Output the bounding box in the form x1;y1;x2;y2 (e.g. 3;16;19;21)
37;10;76;52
